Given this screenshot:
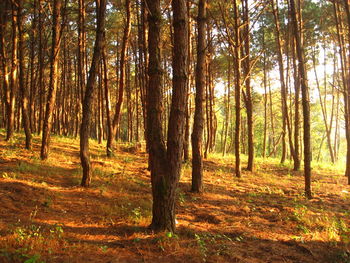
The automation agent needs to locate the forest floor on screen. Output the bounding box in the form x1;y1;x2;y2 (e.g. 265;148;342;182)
0;130;349;263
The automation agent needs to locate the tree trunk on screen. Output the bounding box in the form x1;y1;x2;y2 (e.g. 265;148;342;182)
111;0;131;146
80;0;106;187
292;38;301;171
0;0;14;142
290;0;312;198
41;0;62;160
191;0;206;193
243;0;254;171
233;0;241;178
147;0;188;232
271;0;288;164
17;0;32;149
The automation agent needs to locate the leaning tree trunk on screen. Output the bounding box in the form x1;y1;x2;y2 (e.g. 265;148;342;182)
80;0;106;187
191;0;207;193
41;0;61;160
290;0;312;198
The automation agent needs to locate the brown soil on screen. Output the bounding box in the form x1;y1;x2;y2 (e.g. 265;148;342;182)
0;132;349;263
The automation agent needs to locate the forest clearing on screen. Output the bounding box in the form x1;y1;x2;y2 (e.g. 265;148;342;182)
2;0;350;262
0;131;349;263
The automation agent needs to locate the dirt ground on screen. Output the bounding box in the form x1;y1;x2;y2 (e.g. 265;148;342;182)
0;131;349;262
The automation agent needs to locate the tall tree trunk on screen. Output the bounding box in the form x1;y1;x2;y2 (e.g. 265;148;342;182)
191;0;206;193
312;49;335;163
262;29;267;158
223;58;231;156
271;0;288;164
243;0;254;171
292;38;301;171
77;0;86;138
80;0;106;187
343;0;350;184
183;1;192;162
290;0;312;198
17;0;32;149
8;1;18;141
233;0;241;178
111;0;131;145
37;0;44;135
147;0;188;232
0;0;14;141
103;48;114;157
41;0;62;160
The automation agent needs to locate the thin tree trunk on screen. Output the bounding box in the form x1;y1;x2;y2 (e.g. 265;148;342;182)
233;0;241;178
17;0;32;149
191;0;206;193
292;38;301;171
8;2;18;141
223;58;231;156
0;0;14;141
41;0;62;160
111;0;131;145
290;0;312;198
80;0;106;187
243;0;254;171
271;0;288;164
312;49;335;163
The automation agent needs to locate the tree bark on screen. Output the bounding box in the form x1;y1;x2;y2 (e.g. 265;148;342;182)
80;0;106;187
290;0;312;198
147;0;188;232
111;0;131;146
242;0;254;171
0;0;14;142
233;0;241;178
41;0;62;160
17;0;32;149
191;0;207;193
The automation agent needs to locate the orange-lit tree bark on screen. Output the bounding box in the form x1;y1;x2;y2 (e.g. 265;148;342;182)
233;0;242;178
17;0;32;149
146;0;188;232
80;0;106;187
9;2;18;141
77;0;86;136
109;0;131;153
271;0;292;165
242;0;254;171
41;0;62;160
0;0;14;141
191;0;207;193
37;0;44;135
343;0;350;184
290;0;312;198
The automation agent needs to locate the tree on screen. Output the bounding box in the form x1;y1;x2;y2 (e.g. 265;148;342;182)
191;0;207;193
17;0;32;149
0;0;15;142
146;0;188;232
290;0;312;198
41;0;62;160
80;0;106;187
108;0;132;156
233;0;242;178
